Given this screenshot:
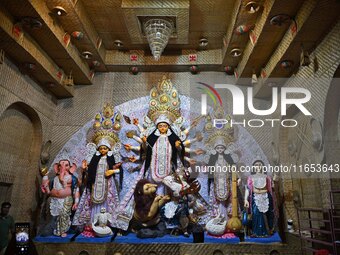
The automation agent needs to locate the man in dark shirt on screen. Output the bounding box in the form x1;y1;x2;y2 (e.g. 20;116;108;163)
0;202;14;255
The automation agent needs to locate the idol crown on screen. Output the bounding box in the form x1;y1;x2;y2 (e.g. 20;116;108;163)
148;75;181;123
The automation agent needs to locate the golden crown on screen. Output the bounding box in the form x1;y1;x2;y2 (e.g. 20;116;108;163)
147;75;181;123
88;103;121;148
204;106;234;147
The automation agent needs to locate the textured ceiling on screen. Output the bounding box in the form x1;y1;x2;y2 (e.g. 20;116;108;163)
0;0;339;98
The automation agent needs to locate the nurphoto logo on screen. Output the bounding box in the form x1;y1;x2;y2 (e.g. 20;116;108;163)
200;84;312;128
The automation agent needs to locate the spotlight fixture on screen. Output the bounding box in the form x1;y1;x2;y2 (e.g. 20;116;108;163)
270;14;292;26
51;6;67;16
199;38;208;47
189;65;199;74
230;48;242;57
114;40;123;48
81;51;93;59
245;1;261;13
130;66;139;75
280;60;294;70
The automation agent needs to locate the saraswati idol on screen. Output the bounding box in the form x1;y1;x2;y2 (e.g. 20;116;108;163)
72;103;123;233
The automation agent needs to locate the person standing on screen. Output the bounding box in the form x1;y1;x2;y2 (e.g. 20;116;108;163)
0;202;14;255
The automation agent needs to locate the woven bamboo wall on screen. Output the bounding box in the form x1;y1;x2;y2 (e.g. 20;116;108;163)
276;21;340;229
0;57;57;222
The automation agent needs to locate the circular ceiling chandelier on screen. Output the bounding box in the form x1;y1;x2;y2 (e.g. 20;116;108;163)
143;18;174;61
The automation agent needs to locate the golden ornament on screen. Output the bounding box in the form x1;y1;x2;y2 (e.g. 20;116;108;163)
93;121;101;129
160;95;168;104
113;122;121;131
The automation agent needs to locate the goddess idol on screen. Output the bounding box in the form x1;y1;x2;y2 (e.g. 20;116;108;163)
72;103;123;232
124;76;202;194
244;160;275;237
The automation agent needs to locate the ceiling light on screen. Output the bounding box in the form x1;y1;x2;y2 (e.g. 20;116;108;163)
21;17;43;29
143;18;174;61
230;48;242;57
81;51;93;59
130;66;139;75
114;40;123;48
245;1;261;14
189;65;199;74
52;6;67;16
270;14;292;26
280;60;294;70
199;38;208;47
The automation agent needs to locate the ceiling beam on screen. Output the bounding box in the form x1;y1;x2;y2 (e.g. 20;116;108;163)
27;0;93;84
105;49;222;72
254;0;317;98
0;7;74;98
221;0;243;66
72;0;107;64
234;0;276;79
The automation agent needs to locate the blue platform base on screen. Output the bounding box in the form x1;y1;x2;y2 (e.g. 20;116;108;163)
114;233;193;244
114;233;240;244
75;234;113;243
244;232;282;243
34;233;75;243
33;232;281;244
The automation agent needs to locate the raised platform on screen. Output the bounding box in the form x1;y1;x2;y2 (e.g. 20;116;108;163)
34;234;76;243
33;233;301;255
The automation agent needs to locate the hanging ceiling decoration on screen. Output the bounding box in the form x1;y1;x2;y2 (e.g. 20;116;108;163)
71;31;84;40
234;24;253;35
224;66;234;75
143;18;174;61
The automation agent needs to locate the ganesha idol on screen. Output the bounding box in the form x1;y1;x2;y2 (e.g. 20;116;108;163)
40;156;80;237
